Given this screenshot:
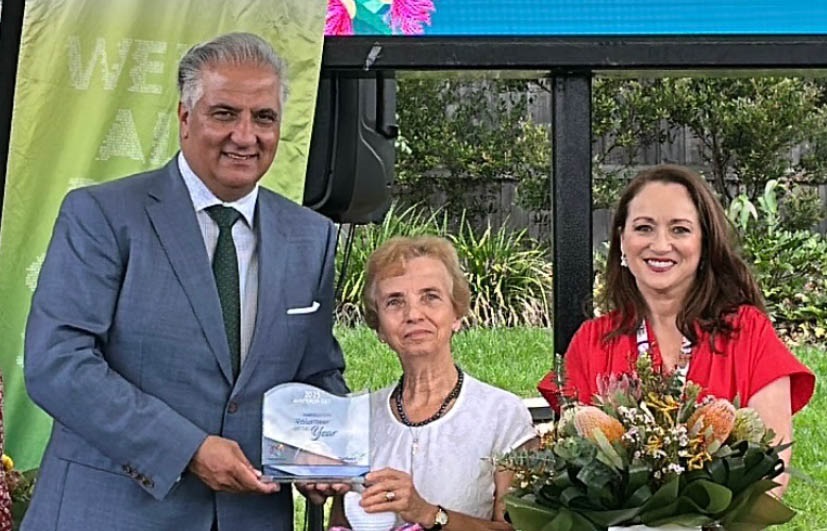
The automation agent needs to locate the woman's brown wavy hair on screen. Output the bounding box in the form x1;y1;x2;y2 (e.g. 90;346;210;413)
603;164;765;347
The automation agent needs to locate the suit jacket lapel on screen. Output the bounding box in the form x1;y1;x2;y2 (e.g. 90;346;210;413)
144;161;234;384
235;192;288;390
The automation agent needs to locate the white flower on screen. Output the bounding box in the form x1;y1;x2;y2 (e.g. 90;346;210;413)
535;422;554;437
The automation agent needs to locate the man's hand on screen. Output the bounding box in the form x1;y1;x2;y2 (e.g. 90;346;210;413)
295;482;350;505
188;435;280;494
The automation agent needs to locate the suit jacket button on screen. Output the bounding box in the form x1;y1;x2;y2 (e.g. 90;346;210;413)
227;402;239;414
142;477;154;488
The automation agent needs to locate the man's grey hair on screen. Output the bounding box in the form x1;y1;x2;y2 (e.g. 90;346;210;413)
177;32;288;111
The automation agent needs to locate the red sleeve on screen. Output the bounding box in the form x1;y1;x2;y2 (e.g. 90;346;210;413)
537;316;621;410
738;306;815;414
537;321;594;411
564;323;597;404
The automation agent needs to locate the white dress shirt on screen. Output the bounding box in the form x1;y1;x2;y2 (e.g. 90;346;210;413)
178;152;259;367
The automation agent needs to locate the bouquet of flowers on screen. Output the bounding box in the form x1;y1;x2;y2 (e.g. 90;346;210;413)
498;354;795;531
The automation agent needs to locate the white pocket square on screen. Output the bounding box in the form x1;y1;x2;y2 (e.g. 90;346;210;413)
286;301;320;315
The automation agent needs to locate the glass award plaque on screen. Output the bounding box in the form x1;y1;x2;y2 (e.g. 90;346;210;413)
262;382;370;482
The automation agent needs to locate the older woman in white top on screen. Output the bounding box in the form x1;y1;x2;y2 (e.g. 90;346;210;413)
331;236;535;531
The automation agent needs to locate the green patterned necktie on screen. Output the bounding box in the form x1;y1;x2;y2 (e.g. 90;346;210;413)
206;205;242;380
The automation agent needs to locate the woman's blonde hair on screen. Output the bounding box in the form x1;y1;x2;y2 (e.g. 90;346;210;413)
362;236;471;330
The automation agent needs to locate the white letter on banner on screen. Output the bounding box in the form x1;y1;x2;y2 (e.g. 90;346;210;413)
96;109;145;162
149;111;174;166
67;36;133;90
129;40;167;95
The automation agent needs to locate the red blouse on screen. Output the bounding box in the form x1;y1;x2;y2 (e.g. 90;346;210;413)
539;305;815;414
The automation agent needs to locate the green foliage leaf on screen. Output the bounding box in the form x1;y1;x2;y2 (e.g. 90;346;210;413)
720;480;796;529
504;495;565;531
592;428;625;471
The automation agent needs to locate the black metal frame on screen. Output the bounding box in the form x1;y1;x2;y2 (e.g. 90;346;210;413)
322;35;827;71
551;74;593;353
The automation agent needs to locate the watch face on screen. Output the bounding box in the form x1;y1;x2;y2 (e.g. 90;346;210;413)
435;507;449;525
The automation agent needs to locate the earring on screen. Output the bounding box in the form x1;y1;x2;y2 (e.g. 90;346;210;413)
620;253;628;268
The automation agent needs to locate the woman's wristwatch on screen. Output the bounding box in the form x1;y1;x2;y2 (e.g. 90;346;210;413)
424;505;449;530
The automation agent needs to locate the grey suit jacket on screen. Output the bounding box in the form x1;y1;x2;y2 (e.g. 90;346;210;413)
22;159;347;530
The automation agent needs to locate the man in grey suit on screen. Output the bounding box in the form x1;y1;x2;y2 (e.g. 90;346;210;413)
23;32;347;530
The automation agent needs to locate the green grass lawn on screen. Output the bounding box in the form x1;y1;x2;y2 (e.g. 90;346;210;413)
336;325;554;396
780;346;827;531
332;325;826;530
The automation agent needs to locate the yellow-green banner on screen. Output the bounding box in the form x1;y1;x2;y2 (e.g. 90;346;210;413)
0;0;327;470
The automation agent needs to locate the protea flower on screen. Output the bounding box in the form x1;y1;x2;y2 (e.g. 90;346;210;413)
389;0;435;35
596;372;642;410
573;406;625;444
687;398;736;449
325;0;355;36
731;407;767;443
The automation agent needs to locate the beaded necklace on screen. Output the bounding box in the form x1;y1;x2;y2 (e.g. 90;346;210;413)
392;365;464;427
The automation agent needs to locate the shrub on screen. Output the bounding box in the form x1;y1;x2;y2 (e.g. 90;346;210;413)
395;78;550;217
592;245;608;315
449;215;553;327
775;180;827;232
334;205;554;328
728;181;827;344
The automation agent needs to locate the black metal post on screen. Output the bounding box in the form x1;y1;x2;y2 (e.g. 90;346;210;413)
307;500;325;531
0;0;27;227
551;73;593;354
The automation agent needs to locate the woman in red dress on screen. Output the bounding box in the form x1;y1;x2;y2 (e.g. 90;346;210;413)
539;164;815;495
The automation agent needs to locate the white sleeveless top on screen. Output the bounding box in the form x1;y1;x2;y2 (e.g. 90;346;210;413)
368;374;535;523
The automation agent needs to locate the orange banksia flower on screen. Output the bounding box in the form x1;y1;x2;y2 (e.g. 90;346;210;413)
573;406;625;444
687;398;736;449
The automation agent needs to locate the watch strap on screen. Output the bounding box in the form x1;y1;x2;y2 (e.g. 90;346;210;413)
424;505;448;530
